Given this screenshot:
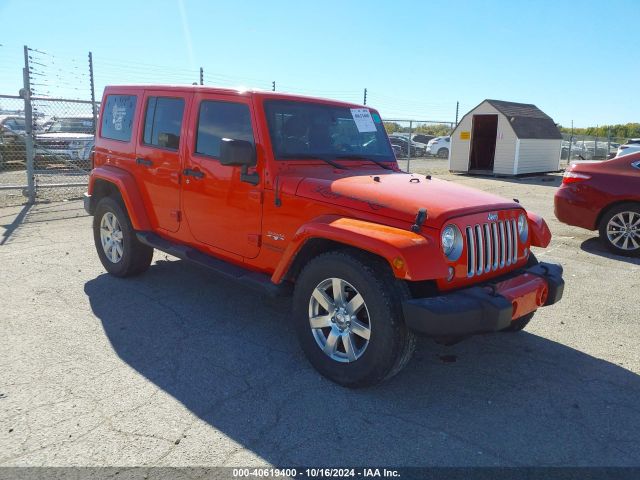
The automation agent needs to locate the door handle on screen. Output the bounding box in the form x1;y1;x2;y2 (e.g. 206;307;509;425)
183;168;205;179
136;157;153;167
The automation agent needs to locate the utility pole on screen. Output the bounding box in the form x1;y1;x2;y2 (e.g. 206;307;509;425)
455;101;459;125
88;52;97;134
272;81;276;92
363;88;367;105
199;67;203;85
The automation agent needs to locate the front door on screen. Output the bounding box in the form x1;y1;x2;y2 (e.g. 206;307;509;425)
136;90;192;232
181;93;262;259
469;114;498;171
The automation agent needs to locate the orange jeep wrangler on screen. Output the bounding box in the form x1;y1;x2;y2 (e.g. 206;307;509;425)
85;85;564;387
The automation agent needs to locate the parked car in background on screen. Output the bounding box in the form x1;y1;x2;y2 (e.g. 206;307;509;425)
0;115;26;170
391;144;402;158
555;153;640;256
388;135;426;156
617;139;640;158
426;136;450;158
35;116;95;167
411;133;435;144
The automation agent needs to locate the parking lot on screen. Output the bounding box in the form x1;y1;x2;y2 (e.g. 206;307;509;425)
1;159;639;467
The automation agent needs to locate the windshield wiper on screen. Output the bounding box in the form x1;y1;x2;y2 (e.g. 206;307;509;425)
335;155;394;171
278;154;348;170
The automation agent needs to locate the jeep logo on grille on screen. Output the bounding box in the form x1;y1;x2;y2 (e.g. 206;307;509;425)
487;212;499;221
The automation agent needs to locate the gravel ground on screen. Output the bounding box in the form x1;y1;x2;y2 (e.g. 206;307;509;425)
1;163;639;468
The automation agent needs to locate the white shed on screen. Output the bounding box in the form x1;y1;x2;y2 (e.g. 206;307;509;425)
449;99;562;175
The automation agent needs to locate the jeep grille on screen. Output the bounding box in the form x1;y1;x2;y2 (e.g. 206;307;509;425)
465;219;518;277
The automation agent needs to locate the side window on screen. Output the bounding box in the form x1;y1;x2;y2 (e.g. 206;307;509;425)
101;95;136;142
143;96;185;150
196;101;254;158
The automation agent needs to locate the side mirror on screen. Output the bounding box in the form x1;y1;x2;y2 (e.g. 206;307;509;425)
219;138;255;167
219;138;259;185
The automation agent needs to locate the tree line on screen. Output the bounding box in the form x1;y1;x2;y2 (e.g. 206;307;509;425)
383;122;453;136
558;123;639;139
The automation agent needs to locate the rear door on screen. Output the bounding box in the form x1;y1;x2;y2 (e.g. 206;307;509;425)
181;92;262;258
136;90;192;233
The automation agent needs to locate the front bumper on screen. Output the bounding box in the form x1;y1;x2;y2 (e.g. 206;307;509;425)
402;262;564;336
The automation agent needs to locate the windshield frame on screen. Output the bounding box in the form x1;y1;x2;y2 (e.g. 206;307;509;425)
263;99;395;163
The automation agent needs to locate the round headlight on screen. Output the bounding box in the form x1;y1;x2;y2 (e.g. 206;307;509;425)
441;225;462;261
517;213;528;242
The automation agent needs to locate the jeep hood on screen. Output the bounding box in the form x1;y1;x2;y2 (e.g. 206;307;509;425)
295;172;521;228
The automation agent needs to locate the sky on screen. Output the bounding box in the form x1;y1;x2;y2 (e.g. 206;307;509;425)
0;0;638;127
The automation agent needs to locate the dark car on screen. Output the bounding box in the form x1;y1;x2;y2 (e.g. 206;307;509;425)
0;115;26;170
388;136;425;156
554;153;640;256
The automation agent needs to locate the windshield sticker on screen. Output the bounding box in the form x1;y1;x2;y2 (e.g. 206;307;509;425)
371;113;381;123
350;108;377;133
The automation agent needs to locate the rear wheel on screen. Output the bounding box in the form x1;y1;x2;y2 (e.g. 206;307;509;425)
93;196;154;277
293;251;415;388
598;203;640;257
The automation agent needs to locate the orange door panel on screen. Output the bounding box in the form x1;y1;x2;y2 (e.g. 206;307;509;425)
135;90;193;232
182;93;262;258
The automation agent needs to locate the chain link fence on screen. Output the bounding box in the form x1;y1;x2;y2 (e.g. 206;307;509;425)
0;95;28;205
561;132;625;161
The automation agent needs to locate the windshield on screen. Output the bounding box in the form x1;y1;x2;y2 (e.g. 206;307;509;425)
264;100;394;162
48;118;94;134
4;118;26;131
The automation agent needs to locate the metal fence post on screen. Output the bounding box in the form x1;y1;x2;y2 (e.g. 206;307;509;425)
88;51;97;134
199;67;204;85
407;120;413;172
22;46;35;203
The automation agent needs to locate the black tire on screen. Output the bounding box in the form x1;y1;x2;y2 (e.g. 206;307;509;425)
437;148;449;158
293;250;416;388
93;196;154;277
501;312;535;332
598;203;640;257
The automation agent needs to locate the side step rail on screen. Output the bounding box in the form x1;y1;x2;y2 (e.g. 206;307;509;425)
136;231;291;297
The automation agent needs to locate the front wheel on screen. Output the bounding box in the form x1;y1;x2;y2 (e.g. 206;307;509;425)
598;204;640;257
293;251;415;388
93;196;154;277
437;148;449;158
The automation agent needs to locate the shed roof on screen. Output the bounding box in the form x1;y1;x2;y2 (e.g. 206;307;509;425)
485;99;562;140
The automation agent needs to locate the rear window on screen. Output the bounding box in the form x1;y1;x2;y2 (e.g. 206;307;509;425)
195;101;254;158
143;97;185;150
101;95;136;142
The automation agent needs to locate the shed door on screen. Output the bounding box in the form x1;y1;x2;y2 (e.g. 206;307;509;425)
469;114;498;171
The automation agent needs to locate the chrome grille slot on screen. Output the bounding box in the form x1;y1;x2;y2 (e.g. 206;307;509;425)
475;225;483;275
484;223;492;273
466;226;475;277
464;216;519;278
511;218;518;264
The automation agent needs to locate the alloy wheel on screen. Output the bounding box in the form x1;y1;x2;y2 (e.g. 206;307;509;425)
100;211;124;263
308;277;371;363
606;211;640;251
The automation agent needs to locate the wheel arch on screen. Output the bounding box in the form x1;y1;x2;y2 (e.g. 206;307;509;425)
88;165;151;231
271;215;448;284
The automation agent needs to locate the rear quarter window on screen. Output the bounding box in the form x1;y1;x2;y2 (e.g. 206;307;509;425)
101;95;136;142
